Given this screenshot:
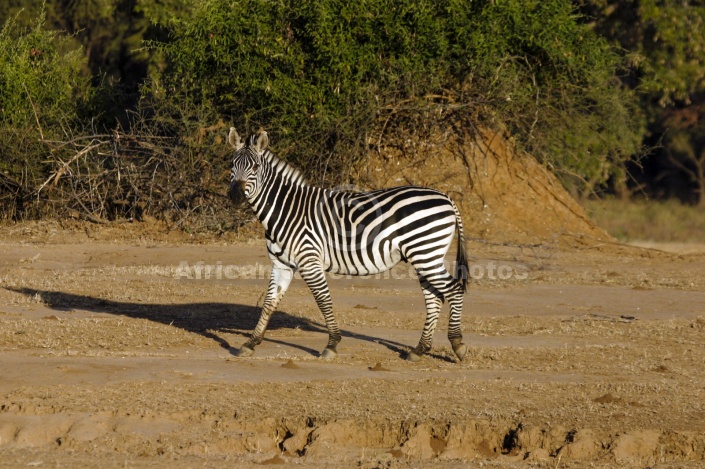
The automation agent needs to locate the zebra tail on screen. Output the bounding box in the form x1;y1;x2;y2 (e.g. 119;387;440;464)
452;201;468;294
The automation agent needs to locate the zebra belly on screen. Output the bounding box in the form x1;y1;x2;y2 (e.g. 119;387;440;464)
266;240;298;269
324;241;403;276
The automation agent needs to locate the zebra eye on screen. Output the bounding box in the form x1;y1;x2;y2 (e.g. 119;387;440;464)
252;163;260;173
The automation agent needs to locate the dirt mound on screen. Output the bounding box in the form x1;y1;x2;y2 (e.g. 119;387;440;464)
355;127;610;245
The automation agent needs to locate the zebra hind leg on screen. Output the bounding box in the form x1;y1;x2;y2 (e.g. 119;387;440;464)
407;277;443;362
410;268;466;362
447;284;467;361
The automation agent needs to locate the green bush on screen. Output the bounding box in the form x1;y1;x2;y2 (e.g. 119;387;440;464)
468;0;645;192
0;8;93;218
0;1;647;224
146;0;644;191
0;9;91;130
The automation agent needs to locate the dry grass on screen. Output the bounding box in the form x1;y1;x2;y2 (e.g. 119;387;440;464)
582;198;705;243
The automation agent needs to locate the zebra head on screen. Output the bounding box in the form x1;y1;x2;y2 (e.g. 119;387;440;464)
227;127;269;208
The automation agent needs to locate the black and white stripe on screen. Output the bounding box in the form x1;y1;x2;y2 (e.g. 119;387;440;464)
228;128;468;361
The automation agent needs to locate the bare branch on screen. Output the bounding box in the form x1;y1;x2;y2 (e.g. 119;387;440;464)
22;82;44;141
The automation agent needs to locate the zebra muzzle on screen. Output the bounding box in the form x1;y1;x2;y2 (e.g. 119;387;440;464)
228;180;248;207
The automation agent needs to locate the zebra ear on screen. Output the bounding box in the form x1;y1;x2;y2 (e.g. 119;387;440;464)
228;127;243;150
254;130;269;152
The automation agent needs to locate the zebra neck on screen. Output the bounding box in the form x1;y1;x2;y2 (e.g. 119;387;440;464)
250;174;311;235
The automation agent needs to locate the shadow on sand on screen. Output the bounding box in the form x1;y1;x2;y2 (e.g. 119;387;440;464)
6;287;432;360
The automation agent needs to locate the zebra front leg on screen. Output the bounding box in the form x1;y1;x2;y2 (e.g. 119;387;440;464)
238;260;294;357
299;263;341;359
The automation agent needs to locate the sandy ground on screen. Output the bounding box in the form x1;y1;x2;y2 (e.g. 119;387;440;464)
0;223;704;468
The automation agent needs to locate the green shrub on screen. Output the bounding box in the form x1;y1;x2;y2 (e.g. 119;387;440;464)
145;0;644;191
0;1;648;224
0;9;90;130
467;0;645;192
0;8;93;218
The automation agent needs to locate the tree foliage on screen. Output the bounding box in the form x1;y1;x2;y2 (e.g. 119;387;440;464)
583;0;705;204
0;9;89;128
0;8;93;217
145;0;643;190
584;0;705;106
0;0;649;222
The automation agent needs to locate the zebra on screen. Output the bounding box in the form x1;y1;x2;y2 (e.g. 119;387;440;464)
227;128;468;362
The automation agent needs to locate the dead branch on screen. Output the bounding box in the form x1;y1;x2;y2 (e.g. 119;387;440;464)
22;82;44;141
37;141;106;196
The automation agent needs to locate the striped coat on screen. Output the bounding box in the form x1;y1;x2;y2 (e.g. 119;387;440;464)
228;128;468;362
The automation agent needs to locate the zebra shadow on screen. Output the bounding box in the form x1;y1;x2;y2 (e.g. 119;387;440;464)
6;287;412;359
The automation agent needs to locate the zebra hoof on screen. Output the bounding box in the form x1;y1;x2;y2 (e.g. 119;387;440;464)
406;350;423;362
320;348;337;360
237;345;254;357
453;343;467;361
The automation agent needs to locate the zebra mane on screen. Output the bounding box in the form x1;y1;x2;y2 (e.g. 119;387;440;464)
262;151;308;187
246;132;308;187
